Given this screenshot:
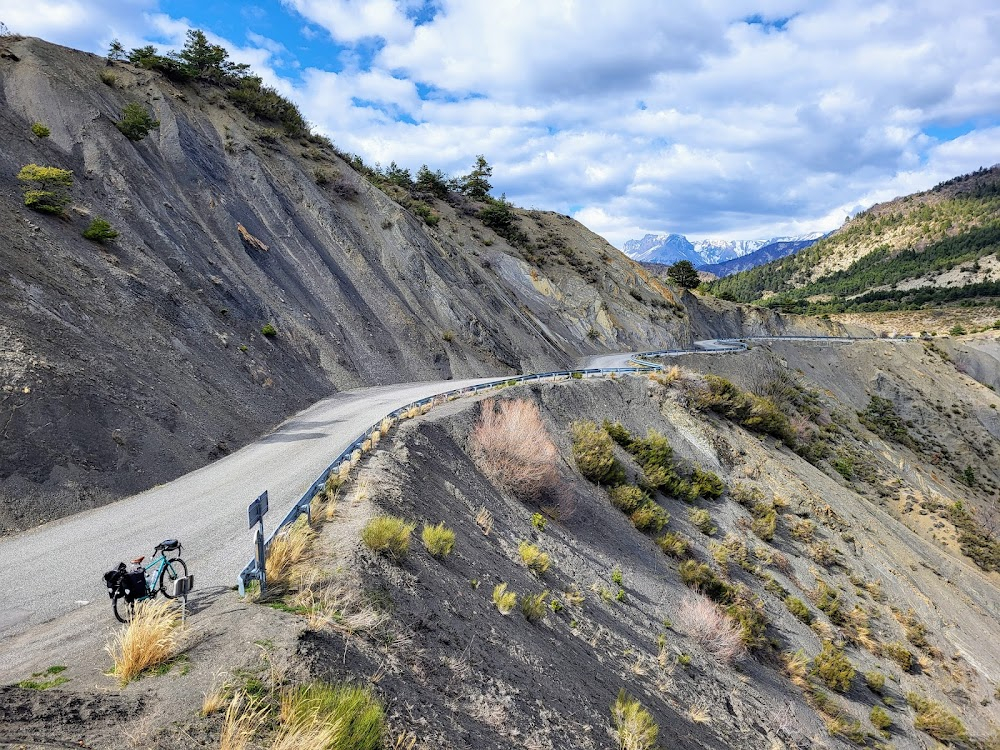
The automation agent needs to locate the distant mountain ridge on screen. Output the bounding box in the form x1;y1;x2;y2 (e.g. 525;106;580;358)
622;232;823;267
699;237;823;278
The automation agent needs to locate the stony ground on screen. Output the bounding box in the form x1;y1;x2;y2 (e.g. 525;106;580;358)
4;340;998;749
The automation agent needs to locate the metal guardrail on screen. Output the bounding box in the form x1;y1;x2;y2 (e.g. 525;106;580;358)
236;334;886;592
237;364;650;592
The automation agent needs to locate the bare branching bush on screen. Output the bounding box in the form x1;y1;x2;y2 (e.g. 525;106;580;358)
469;399;559;501
676;595;747;663
105;600;181;685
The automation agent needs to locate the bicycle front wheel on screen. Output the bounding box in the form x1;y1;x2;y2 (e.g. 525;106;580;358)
159;557;188;598
113;597;135;624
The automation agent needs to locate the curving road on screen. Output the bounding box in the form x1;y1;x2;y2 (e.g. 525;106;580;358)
0;377;499;644
0;336;889;650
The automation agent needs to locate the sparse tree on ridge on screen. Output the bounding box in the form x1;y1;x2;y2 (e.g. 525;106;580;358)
107;39;126;63
461;155;493;201
667;260;701;289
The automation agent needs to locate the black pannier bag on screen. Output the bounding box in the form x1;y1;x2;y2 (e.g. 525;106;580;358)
122;569;148;602
104;562;126;599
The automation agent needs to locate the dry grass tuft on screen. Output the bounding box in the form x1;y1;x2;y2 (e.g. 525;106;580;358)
677;595;746;663
421;522;456;558
687;704;711;724
611;689;659;750
276;682;384;750
105;600;181;685
266;515;316;593
361;515;415;559
518;541;551;574
469;399;559;501
474;506;494;535
218;691;269;750
201;678;229;716
492;583;517;614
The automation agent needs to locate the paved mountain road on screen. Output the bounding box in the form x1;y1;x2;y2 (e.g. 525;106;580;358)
0;336;886;653
0;377;499;644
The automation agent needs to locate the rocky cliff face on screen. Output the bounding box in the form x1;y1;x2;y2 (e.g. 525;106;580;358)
0;37;849;530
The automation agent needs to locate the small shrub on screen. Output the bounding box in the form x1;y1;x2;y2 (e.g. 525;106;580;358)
361;515;415;560
906;692;967;743
609;484;647;514
785;596;814;624
278;681;384;750
677;595;746;663
884;641;914;671
611;689;658;750
82;217;119;242
790;518;816;541
261;323;277;337
470;399;559;501
870;705;892;733
808;541;839;566
689;508;716;536
678;560;734;603
530;512;546;531
30;122;50;138
631;501;670;532
690;467;725;499
421;523;455;558
750;507;777;541
611;567;624;586
518;541;550;574
105;600;180;685
100;70;116;86
492;583;517;614
520;590;549;623
656;531;690;558
17;163;73;214
115;101;160;141
814;581;841;621
571;421;624;485
812;641;855;693
865;670;886;693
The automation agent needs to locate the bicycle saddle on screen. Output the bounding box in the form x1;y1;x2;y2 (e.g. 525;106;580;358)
131;556;145;564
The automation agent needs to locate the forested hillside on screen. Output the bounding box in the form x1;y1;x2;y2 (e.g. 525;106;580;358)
708;167;1000;314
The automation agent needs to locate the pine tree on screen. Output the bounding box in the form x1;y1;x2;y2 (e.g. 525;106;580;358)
460;155;493;201
667;260;701;289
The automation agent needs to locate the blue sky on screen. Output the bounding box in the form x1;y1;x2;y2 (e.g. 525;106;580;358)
3;0;999;247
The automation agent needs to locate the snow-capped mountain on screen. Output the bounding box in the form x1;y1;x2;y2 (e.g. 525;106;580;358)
622;232;824;267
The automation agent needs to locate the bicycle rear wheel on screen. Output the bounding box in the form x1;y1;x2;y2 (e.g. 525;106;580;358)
159;557;188;598
113;596;135;624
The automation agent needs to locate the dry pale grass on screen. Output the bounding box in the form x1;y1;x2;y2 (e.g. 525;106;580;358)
105;600;181;685
291;578;387;635
676;595;747;663
611;689;659;750
201;678;228;716
468;399;559;502
266;516;316;593
218;692;269;750
474;506;493;535
687;704;711;724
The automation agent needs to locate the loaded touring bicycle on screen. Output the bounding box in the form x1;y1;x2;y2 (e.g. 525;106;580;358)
103;539;187;623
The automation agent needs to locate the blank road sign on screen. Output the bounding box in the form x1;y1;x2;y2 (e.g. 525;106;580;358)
170;574;195;598
248;491;269;528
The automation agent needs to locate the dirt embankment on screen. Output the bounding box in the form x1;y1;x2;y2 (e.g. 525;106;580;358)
6;341;997;749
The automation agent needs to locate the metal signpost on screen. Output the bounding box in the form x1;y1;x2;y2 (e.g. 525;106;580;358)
248;490;269;596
